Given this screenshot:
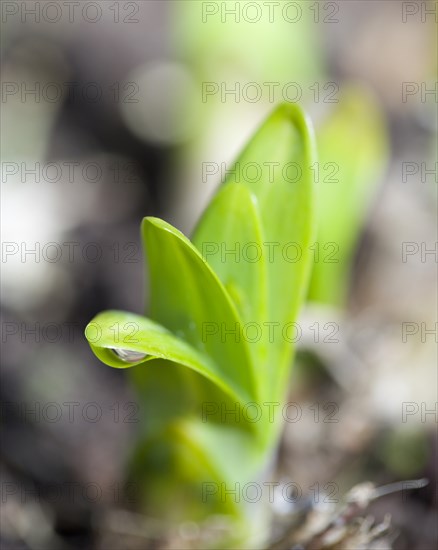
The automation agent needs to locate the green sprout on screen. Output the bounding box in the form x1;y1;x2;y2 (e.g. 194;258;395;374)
85;104;316;547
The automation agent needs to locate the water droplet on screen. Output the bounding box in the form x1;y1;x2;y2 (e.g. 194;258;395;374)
112;348;148;362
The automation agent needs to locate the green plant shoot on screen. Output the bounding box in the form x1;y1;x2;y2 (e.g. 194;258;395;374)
85;104;316;547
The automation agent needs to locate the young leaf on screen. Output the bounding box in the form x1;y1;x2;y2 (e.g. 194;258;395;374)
194;183;267;325
192;182;268;374
193;104;317;400
85;310;252;404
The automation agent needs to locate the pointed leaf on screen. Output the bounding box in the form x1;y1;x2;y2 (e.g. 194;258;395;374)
142;217;258;402
193;104;317;399
192;182;268;374
193;183;267;326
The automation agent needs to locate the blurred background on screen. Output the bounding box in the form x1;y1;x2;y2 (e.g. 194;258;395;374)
1;1;437;549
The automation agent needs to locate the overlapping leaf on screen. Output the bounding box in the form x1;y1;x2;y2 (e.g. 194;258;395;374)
192;182;268;374
141;217;257;401
193;104;317;400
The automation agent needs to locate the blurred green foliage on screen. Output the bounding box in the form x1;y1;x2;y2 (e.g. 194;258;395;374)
308;87;389;306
